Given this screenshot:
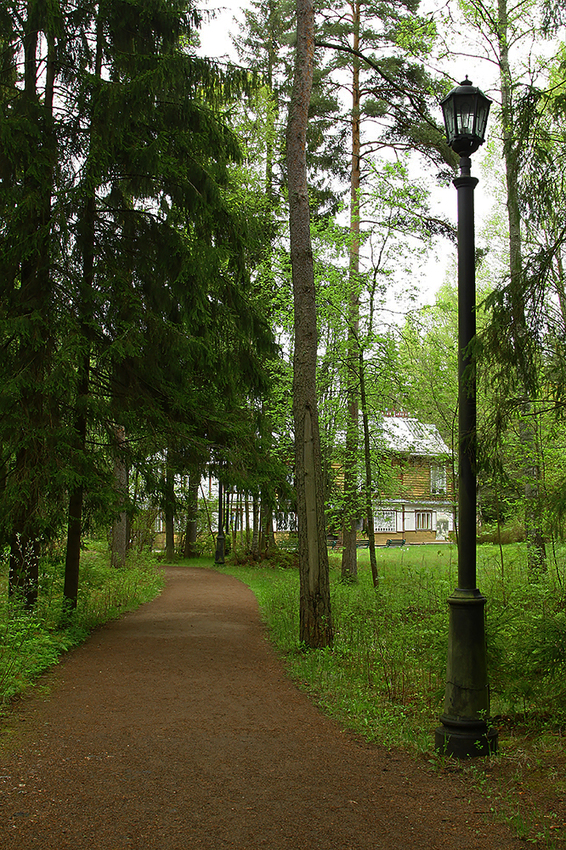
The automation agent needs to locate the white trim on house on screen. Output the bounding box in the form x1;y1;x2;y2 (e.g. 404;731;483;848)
375;501;455;540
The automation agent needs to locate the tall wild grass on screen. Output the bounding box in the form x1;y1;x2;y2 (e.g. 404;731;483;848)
223;543;566;752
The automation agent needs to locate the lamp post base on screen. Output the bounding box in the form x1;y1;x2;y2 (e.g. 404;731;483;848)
435;716;498;758
215;531;225;565
434;588;498;758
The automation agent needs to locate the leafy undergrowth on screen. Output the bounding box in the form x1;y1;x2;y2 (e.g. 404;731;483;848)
0;540;164;706
218;543;566;848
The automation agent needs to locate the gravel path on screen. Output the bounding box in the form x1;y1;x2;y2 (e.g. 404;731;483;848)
0;566;523;849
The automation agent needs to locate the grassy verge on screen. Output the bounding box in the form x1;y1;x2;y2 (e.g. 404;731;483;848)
0;540;164;705
218;543;566;848
219;547;450;751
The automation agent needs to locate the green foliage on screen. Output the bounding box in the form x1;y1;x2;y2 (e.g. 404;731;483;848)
0;540;164;704
0;0;280;604
396;281;458;446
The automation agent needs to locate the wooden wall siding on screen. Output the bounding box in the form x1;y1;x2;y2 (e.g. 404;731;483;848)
373;530;438;544
392;457;453;501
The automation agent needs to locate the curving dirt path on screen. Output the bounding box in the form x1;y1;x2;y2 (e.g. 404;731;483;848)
0;567;524;849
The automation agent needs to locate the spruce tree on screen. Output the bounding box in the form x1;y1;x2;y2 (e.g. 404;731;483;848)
0;0;278;607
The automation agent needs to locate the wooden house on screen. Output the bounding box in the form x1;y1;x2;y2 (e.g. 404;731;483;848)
373;413;454;545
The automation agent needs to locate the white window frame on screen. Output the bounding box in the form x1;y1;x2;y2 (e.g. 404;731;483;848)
375;510;396;533
416;511;433;530
431;464;447;495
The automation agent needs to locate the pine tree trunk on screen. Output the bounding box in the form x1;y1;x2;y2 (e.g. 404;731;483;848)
341;0;361;581
287;0;332;647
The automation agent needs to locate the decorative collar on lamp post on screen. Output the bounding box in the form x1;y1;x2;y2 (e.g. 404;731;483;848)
440;78;491;157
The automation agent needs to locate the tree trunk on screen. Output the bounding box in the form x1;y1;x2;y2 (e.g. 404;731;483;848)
245;495;251;551
341;0;361;582
165;458;175;562
498;0;546;570
111;426;128;568
554;253;566;327
252;495;260;560
258;497;265;556
264;507;276;553
224;488;231;555
64;428;86;609
183;474;199;558
287;0;332;647
359;352;378;588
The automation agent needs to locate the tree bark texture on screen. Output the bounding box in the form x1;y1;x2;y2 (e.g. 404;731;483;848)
111;426;128;568
183;475;199;558
165;456;175;562
341;0;361;581
252;495;260;560
287;0;332;648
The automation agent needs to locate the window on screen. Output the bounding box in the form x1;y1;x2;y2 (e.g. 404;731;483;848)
375;511;396;533
431;464;447;495
416;511;432;530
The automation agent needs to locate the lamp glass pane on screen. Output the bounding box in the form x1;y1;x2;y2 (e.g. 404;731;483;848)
456;96;475;135
442;98;456;141
475;99;490;140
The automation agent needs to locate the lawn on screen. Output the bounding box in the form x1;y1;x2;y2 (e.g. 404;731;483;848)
219;542;566;847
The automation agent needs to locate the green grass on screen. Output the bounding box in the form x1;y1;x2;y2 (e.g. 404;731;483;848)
218;543;566;749
219;547;451;752
217;543;566;846
1;541;564;844
0;540;164;705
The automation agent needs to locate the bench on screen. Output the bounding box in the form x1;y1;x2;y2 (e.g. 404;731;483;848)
326;539;369;550
278;537;298;552
386;538;406;548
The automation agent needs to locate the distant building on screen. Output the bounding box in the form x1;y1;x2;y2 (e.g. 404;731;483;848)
373;414;454;544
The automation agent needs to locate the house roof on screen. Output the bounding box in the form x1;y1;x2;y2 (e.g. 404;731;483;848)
378;416;450;457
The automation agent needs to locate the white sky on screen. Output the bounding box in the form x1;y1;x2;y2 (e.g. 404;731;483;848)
197;2;246;61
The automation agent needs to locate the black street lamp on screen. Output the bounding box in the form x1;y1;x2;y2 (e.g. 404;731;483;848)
435;79;498;758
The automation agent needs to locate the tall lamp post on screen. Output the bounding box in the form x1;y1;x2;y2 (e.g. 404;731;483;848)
435;79;498;758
